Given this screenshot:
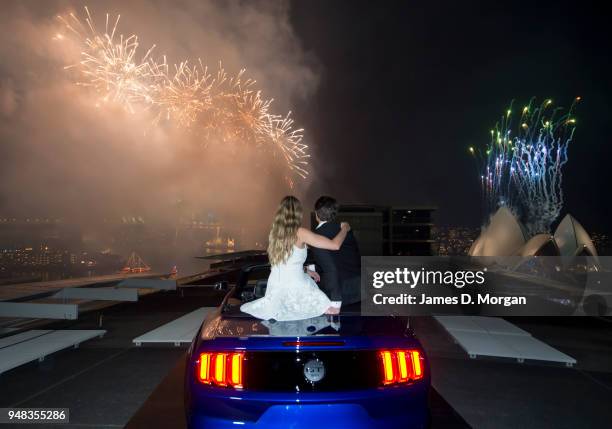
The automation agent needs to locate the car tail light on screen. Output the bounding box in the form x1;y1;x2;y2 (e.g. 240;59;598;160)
198;352;212;383
213;353;227;386
230;353;243;387
379;349;424;385
197;352;244;388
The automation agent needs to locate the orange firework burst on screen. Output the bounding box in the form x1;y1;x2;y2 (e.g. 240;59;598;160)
55;7;309;183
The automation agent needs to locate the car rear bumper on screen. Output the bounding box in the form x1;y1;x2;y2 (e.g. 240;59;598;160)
186;384;429;429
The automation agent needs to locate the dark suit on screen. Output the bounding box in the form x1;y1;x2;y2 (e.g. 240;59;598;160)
309;221;361;304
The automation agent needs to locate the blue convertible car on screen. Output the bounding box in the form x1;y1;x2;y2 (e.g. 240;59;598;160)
185;264;430;429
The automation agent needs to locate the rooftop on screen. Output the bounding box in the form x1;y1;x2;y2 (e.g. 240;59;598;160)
0;275;611;428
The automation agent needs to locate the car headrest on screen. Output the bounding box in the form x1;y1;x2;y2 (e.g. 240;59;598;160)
254;279;267;298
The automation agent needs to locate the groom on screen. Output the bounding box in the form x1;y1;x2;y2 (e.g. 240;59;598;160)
308;196;361;312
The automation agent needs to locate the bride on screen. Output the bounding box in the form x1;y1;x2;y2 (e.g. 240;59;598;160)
240;195;350;321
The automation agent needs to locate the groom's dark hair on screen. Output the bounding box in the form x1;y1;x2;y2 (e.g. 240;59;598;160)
315;196;339;222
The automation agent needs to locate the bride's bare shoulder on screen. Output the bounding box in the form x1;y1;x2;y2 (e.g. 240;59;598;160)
297;226;315;239
295;227;309;247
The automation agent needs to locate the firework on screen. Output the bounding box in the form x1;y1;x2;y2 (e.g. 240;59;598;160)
470;97;580;234
55;7;309;183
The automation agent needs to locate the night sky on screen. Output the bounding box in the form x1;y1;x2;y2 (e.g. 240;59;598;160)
290;0;611;231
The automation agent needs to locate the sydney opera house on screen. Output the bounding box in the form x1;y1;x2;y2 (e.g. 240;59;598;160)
468;207;599;260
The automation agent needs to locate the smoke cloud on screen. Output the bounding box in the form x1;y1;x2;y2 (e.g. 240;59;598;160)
0;0;319;270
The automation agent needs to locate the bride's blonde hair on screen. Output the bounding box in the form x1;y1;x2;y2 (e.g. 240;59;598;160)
268;195;303;265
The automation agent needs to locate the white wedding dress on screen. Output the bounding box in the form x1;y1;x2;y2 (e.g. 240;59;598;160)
240;245;331;321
